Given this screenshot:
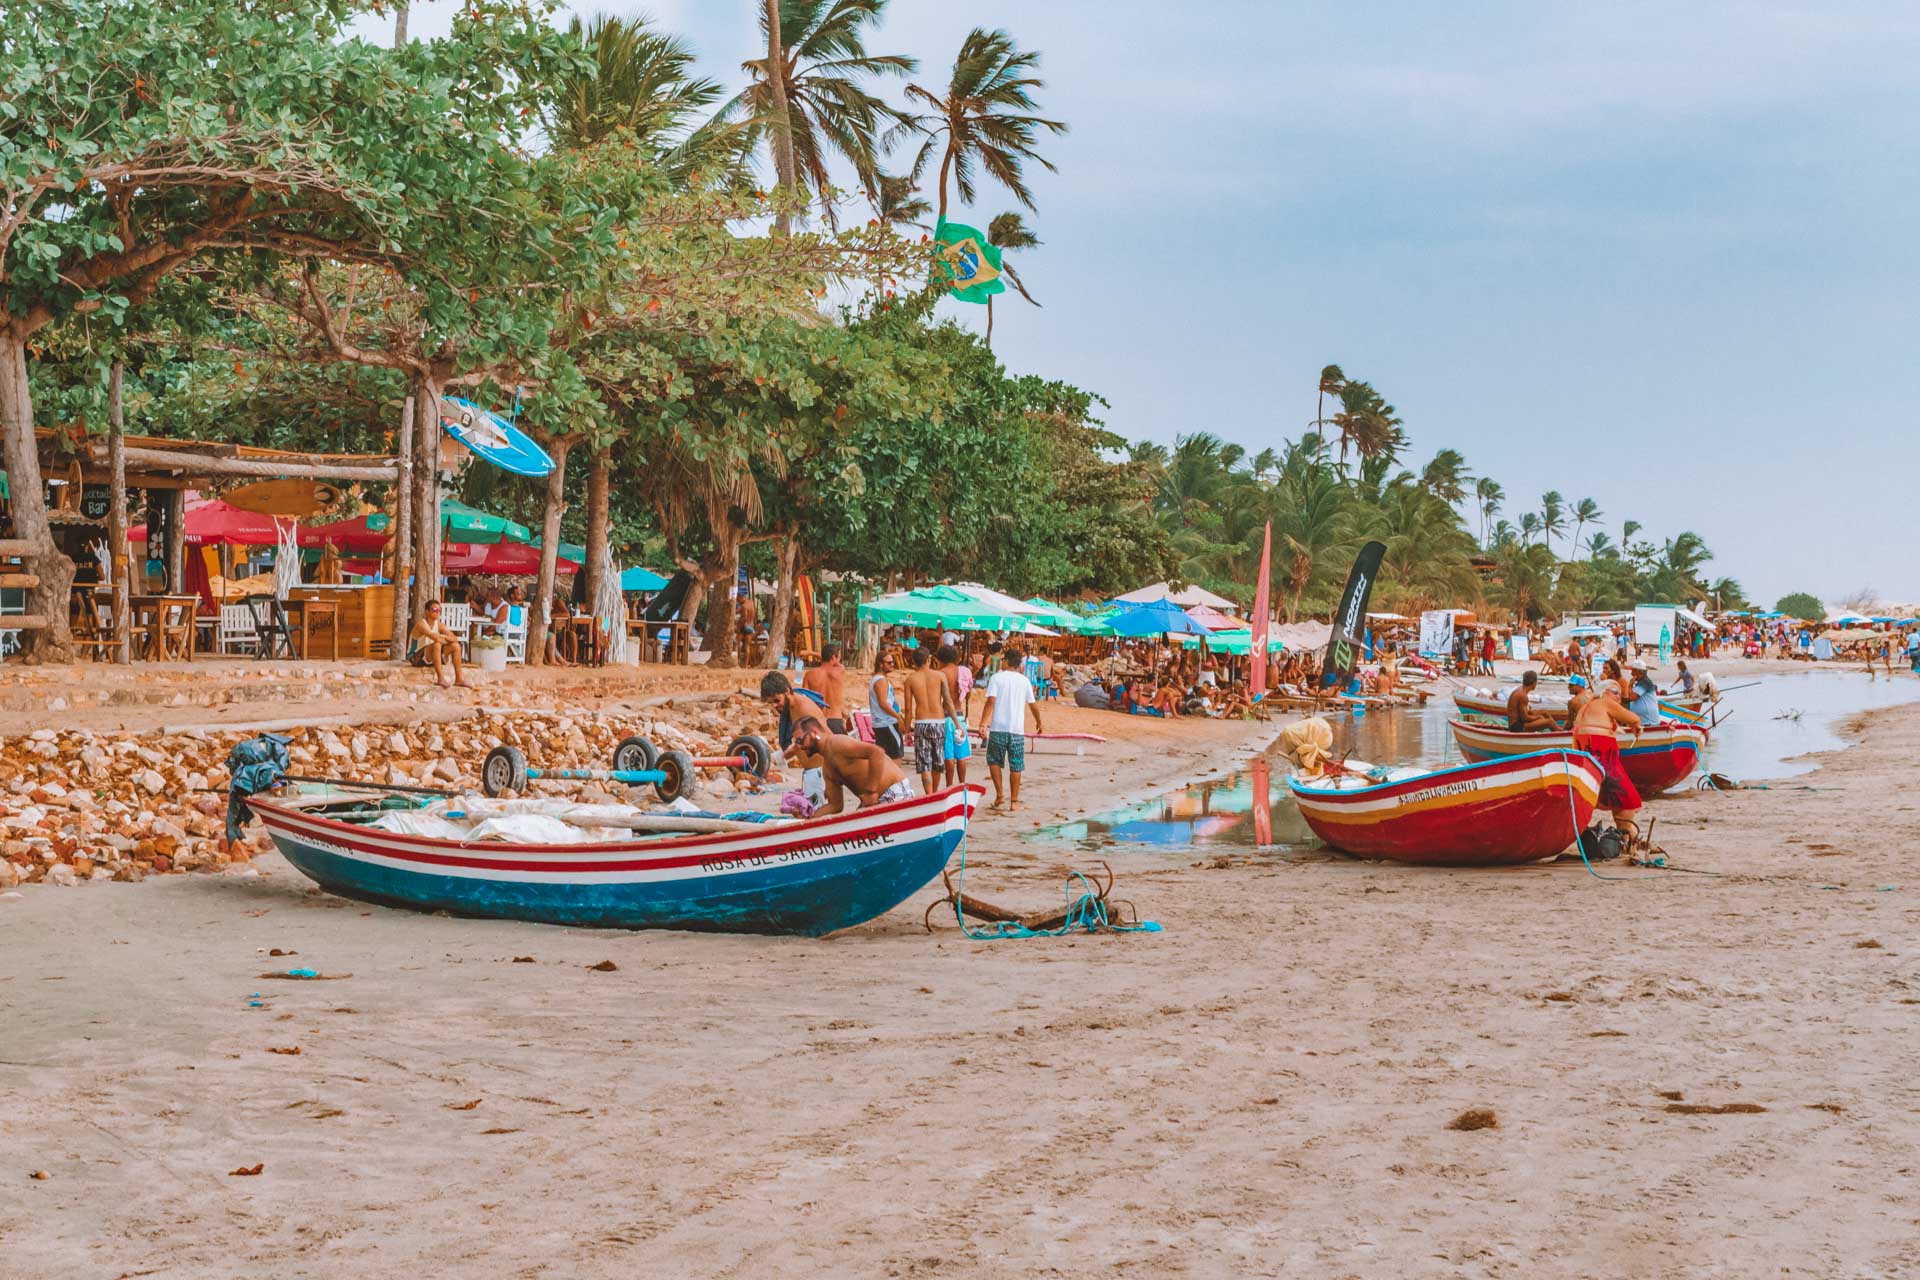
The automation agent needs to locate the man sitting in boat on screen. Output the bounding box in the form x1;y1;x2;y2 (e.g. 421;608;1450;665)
1568;673;1644;838
1505;670;1556;731
1625;659;1662;725
793;723;915;813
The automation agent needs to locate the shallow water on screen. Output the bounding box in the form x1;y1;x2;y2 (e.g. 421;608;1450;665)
1038;670;1920;853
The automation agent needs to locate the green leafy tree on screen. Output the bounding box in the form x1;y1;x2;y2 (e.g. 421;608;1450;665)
1571;496;1602;556
1776;591;1823;620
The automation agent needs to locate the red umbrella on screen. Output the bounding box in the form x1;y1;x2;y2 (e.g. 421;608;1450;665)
129;498;287;547
442;541;578;575
299;513;392;554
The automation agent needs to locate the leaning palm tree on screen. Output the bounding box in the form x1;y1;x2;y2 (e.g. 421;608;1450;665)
1419;448;1471;505
1585;531;1615;560
1518;511;1543;546
1313;364;1345;465
1571;497;1602;557
550;15;727;160
728;0;917;227
1474;477;1504;549
905;27;1067;222
982;210;1040;348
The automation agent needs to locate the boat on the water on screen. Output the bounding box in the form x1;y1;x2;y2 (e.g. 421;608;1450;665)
1286;749;1602;866
250;784;983;936
1447;719;1706;795
1451;688;1707;726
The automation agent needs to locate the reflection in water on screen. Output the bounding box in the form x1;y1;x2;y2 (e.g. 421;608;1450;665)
1039;671;1920;854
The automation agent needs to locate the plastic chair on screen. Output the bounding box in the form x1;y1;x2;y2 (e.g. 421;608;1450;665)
501;604;528;663
1023;657;1058;701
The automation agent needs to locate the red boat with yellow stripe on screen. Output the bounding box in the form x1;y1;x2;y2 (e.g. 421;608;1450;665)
1286;749;1602;866
1447;719;1706;795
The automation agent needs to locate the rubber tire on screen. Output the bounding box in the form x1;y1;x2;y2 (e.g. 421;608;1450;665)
482;745;529;797
612;735;658;774
725;733;774;779
654;750;694;803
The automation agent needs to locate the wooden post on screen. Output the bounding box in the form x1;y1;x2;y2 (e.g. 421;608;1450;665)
529;438;571;666
161;489;185;595
388;391;414;657
107;362;131;665
411;380;442;624
584;445;609;619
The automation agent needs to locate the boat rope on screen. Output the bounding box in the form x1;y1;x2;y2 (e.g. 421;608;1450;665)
1559;749;1651;883
945;820;1162;940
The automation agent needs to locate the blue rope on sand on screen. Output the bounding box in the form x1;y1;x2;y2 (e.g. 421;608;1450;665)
947;823;1162;939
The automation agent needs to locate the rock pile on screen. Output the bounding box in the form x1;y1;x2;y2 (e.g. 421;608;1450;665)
0;692;775;888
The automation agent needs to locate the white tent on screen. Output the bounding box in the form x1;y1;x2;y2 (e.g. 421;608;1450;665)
953;582;1051;617
1112;581;1239;612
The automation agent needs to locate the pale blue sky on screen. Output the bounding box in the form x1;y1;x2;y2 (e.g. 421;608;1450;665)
358;1;1920;606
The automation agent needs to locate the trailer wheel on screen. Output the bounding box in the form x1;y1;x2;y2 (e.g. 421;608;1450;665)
725;733;774;779
654;750;694;803
612;735;659;774
482;745;529;797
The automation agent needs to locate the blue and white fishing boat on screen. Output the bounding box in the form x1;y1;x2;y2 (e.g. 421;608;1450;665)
249;785;982;937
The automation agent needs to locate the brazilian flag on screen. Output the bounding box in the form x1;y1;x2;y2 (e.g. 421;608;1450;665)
932;220;1006;304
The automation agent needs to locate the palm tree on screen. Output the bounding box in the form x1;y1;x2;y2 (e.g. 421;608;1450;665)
730;0;918;228
1585;531;1614;559
1571;497;1602;557
1474;478;1504;549
1622;518;1641;546
549;15;738;181
1314;364;1345;465
1490;519;1518;549
1250;447;1280;482
1419;448;1471;505
1518;511;1543;546
1539;490;1565;553
868;171;931;228
905;27;1067;222
1269;467;1352;620
983;210;1040;348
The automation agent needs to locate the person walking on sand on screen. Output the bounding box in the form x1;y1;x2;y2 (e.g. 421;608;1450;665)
978;646;1042;811
408;601;473;688
936;643;974;787
900;647;954;794
1573;666;1645;840
804;643;850;733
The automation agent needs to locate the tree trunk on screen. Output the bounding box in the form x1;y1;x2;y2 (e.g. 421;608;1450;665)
393;2;408;44
764;0;797;235
410;378;441;625
937;148;953;223
584;445;609;615
985;295;994;349
160;489;185;597
388;392;413;657
766;526;800;666
529;438;571;666
697;540;741;668
108;362;131;665
0;330;75;661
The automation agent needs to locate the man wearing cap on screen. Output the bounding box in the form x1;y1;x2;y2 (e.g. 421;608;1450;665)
1505;670;1556;732
1626;658;1662;726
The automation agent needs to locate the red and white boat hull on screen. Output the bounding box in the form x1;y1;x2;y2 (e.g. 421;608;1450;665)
1287;750;1602;866
1448;719;1706;795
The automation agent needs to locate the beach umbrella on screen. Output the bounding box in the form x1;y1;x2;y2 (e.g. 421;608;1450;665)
1104;599;1213;638
299;510;391;553
441;498;531;545
856;586;1032;632
443;541;578;576
129;498;284;547
1184;605;1239;631
1179;629;1284;655
621;566;669;592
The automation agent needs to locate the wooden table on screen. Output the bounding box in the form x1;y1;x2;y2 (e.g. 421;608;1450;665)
128;594;201;661
559;614;601;665
636;620;691;664
286;585;389;659
281;598;340;660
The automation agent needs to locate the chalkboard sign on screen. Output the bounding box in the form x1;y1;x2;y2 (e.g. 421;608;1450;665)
80;485;113;520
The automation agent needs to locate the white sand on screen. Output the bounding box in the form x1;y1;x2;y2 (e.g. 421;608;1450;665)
2;689;1917;1277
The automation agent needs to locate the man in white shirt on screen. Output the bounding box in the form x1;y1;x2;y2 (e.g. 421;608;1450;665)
976;646;1042;811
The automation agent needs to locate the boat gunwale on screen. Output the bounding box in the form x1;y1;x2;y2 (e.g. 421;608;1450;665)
1284;747;1602;801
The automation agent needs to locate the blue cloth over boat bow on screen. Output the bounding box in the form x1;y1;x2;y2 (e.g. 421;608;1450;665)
225;734;292;841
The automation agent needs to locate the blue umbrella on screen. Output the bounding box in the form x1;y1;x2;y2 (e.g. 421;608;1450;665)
1104;599;1214;637
621;566;669;592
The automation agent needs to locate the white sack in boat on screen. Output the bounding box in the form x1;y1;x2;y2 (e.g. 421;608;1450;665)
369;811;474;840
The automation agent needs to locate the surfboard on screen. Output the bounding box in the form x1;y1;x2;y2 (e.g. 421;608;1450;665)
439;396;553;477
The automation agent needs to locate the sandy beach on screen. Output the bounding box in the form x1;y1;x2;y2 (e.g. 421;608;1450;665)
2;661;1916;1279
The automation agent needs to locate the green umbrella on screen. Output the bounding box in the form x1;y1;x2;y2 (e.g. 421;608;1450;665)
857;586;1033;632
1179;629;1284;655
441;498;531;545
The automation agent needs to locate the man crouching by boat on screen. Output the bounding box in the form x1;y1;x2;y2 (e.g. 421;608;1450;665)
792;723;915;814
1568;671;1644;840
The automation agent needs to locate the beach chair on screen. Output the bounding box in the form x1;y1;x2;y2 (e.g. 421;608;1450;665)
218;603;258;655
440;602;472;655
1024;657;1059;701
500;605;528;663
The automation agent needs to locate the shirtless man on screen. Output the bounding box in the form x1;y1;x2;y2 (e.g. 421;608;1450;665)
408;601;472;688
1505;670;1555;731
1572;668;1645;837
760;671;831;777
794;723;913;814
900;647;954;794
802;644;850;733
936;643;973;787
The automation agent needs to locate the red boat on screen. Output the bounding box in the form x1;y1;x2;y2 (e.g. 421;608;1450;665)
1452;688;1707;727
1447;719;1706;796
1286;749;1602;866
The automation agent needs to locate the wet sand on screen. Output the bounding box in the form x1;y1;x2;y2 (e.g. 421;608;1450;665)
3;683;1918;1277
